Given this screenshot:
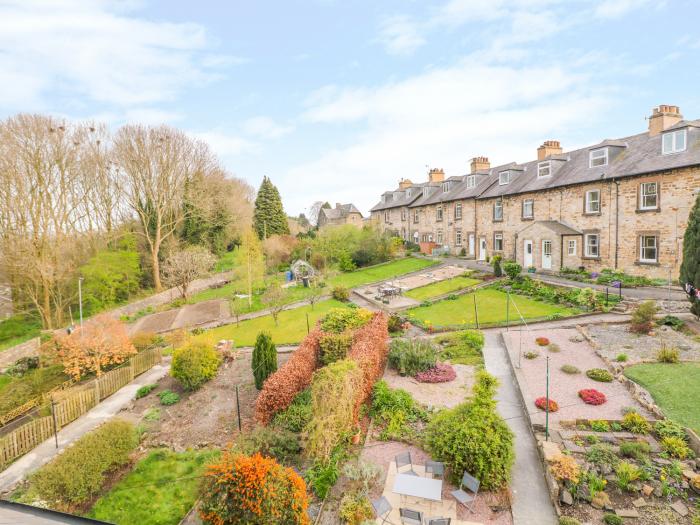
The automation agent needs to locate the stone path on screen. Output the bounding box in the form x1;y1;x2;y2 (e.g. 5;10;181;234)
482;331;558;525
0;359;172;494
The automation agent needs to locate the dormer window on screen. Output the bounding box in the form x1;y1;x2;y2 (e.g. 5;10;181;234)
499;171;510;185
441;182;450;193
466;175;476;189
423;187;430;198
589;148;608;167
392;193;399;201
406;189;412;198
662;129;687;154
537;161;551;178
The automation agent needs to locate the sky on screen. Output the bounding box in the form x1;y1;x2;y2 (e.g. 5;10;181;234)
1;0;699;217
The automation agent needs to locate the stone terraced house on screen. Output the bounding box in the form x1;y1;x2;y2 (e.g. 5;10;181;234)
317;202;364;228
370;105;700;279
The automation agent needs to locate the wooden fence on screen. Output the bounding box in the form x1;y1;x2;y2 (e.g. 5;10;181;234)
0;347;162;470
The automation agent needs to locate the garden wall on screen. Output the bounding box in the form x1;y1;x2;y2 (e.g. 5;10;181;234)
0;337;40;370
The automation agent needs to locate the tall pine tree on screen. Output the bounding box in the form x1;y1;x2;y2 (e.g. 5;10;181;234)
680;192;700;316
253;176;289;239
252;331;277;390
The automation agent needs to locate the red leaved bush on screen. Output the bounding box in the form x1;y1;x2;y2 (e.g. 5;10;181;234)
347;312;389;423
535;337;550;346
578;389;607;405
254;327;321;424
415;363;457;383
535;397;559;412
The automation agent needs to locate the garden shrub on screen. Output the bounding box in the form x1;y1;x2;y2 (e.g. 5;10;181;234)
549;455;580;484
654;419;687;441
130;332;162;351
503;261;522;281
319;331;353;365
425;371;514;490
492;255;502;277
561;364;580;374
586;368;613;382
434;329;484;365
559;518;581;525
535;337;550;346
615;353;628;362
621;412;651;434
234;426;301;464
331;286;350;302
387;314;404;333
388;339;438;376
657;315;684;330
305;454;341;499
589;420;610;432
619;440;650;461
255;328;322;424
135;384;157;399
158;389;180;406
586;444;619;468
272;388;311;433
305;360;363;462
656;345;680;363
28;420;138;508
6;356;39;377
578;389;607;405
661;436;693;459
535;397;558;412
342;460;381;493
603;514;623;525
200;451;310;525
252;332;278;389
547;343;560;353
614;460;641;491
524;351;538;360
338;493;373;525
371;380;426;441
415;363;456;383
171;341;221;391
320;308;372;334
630;300;658;334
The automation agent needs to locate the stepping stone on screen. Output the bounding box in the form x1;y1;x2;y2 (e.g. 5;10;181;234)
558;430;577;440
615;508;640;518
560;489;573;505
632;497;646;508
563;440;586;453
670;500;688;517
541;440;561;461
641;484;653;497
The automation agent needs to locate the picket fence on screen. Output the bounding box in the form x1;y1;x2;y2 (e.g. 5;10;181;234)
0;346;162;470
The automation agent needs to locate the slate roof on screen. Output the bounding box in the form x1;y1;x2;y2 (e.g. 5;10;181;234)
370;182;429;212
370;118;700;208
320;203;363;220
518;220;582;236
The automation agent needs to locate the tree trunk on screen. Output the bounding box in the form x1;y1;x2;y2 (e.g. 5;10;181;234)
42;283;53;329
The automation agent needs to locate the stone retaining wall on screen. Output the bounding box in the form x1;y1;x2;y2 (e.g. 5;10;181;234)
0;337;40;370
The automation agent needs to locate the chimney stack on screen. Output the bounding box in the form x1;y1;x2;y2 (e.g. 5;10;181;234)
648;105;682;136
428;168;445;183
399;178;413;190
537;140;563;161
470;156;490;174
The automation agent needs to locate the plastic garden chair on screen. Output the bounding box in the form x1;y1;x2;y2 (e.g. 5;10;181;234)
425;460;445;479
372;496;394;525
426;518;451;525
451;471;480;513
399;507;423;525
395;451;419;476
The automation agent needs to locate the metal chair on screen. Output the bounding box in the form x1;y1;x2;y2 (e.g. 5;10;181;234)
395;451;418;476
451;471;480;513
399;508;423;525
372;496;394;525
426;519;451;525
425;460;445;480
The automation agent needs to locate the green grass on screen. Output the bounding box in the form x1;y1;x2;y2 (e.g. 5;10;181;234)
0;314;42;352
327;257;438;289
192;299;350;347
0;374;12;393
406;287;578;329
88;448;219;525
404;274;481;301
433;330;484;366
624;363;700;435
214;249;239;272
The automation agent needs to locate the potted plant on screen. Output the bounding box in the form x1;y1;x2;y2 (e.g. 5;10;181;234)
528;266;536;273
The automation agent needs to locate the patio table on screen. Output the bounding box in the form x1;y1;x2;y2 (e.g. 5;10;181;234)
392;473;442;512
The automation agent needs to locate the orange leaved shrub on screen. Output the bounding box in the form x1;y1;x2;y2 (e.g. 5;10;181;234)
255;327;321;424
200;451;310;525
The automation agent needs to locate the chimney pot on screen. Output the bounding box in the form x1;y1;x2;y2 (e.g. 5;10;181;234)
428;168;445;183
470;156;490;173
537;140;563;161
399;178;413;190
648;104;682;136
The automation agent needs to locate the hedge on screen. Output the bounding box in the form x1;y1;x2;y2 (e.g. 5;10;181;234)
255;327;322;424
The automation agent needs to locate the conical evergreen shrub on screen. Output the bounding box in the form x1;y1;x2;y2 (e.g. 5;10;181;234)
252;331;277;390
680;192;700;316
253;176;289;239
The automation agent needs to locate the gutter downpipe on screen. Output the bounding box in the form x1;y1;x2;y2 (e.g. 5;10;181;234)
613;178;620;269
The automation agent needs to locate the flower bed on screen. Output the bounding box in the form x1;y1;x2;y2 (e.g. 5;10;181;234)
535;397;559;412
414;363;456;383
578;389;607;405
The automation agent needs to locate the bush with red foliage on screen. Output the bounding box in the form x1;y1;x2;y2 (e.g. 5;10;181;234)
347;312;389;422
254;328;321;424
578;389;607;405
415;363;457;383
535;397;559;412
535;337;550;346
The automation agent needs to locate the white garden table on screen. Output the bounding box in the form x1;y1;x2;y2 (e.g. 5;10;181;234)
392;473;443;512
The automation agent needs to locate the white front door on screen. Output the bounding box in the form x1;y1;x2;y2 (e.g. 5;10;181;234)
542;240;552;270
478;238;487;261
524;239;533;268
468;234;475;256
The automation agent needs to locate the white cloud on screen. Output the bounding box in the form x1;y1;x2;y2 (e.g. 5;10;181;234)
191;130;259;158
594;0;655;19
376;15;427;56
0;0;237;112
243;116;294;139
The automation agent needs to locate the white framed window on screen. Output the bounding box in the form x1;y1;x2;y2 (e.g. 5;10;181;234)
522;199;534;219
466;175;476;188
442;182;450;193
494;233;503;251
436;206;443;221
437;230;444;244
401;208;407;221
567;239;577;256
537;161;551;178
589;148;608;167
493;198;503;221
639;235;658;263
393;192;399;201
413;209;419;223
406;189;412;198
639;182;658;210
585;189;601;214
384;211;390;223
455;202;462;220
423;187;430;197
584;233;599;258
499;171;510;185
456;229;463;246
662;129;687;154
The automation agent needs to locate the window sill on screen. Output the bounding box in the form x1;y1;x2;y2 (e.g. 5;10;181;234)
582;255;600;260
583;211;601;216
635;260;659;266
493;219;503;223
521;217;534;221
635;208;660;213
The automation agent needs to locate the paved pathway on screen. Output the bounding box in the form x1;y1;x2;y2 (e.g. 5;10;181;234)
482;331;558;525
0;359;171;494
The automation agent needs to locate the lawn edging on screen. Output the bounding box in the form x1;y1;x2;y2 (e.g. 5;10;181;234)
393;276;500;312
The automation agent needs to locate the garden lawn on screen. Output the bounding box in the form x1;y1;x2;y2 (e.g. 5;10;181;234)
88;448;219;525
404;274;481;301
624;362;700;434
192;299;350;347
406;287;578;329
0;314;42;352
327;257;438;289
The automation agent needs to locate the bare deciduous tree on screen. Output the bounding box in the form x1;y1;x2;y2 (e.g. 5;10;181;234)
261;282;287;326
161;246;216;299
236;228;265;308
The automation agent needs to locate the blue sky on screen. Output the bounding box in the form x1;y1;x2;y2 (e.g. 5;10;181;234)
1;0;699;216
